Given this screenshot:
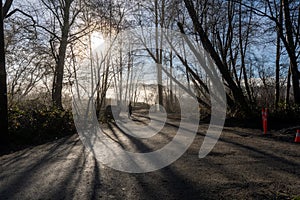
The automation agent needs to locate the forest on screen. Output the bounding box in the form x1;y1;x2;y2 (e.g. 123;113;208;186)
1;0;300;199
0;0;299;147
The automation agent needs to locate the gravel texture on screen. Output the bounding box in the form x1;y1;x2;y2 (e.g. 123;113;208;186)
0;116;300;200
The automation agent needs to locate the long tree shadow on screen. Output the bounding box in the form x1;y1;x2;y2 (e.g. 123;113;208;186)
105;120;217;199
146;116;300;171
118;115;300;198
0;134;102;200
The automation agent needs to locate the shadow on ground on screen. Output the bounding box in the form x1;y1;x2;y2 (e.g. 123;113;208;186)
1;114;300;199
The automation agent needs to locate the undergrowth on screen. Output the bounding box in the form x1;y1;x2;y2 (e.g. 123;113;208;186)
8;104;75;145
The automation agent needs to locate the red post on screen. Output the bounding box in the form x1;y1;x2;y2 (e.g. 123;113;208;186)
295;130;300;143
262;108;267;134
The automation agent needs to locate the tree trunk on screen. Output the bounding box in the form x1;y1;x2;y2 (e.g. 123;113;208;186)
169;51;174;108
282;0;300;105
285;65;291;108
183;0;249;113
239;1;252;103
275;33;281;109
119;48;123;107
124;52;131;104
0;1;9;145
155;0;163;109
275;1;283;110
52;0;71;109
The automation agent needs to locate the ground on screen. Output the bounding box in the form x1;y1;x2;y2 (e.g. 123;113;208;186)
0;113;300;200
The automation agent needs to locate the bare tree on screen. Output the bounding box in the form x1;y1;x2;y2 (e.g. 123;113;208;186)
0;0;35;145
238;0;300;105
182;0;249;113
38;0;84;109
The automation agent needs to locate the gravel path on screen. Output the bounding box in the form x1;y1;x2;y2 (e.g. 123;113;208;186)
0;116;300;200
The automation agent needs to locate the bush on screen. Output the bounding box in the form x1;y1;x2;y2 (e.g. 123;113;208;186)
8;105;76;145
225;104;300;130
268;104;300;129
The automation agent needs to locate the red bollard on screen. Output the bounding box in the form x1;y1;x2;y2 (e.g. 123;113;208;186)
295;130;300;143
262;108;268;134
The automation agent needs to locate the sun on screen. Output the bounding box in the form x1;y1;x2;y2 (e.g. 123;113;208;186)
91;32;104;49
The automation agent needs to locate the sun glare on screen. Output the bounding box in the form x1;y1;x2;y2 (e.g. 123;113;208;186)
91;32;104;49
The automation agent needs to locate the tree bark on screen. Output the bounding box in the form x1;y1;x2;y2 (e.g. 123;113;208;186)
238;1;252;103
155;0;164;109
275;1;283;109
0;0;12;146
282;0;300;105
169;51;174;108
275;34;281;109
52;0;71;109
285;65;291;108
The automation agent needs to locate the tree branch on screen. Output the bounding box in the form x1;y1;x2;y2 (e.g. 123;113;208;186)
5;8;35;26
2;0;13;18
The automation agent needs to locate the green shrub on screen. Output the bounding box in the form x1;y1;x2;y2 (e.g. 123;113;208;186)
8;105;76;145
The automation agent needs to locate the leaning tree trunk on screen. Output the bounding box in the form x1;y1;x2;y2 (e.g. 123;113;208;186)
183;0;249;113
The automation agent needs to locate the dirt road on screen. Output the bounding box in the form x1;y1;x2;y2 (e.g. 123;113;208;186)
0;116;299;199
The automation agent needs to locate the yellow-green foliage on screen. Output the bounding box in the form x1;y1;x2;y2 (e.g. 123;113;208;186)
8;105;75;145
